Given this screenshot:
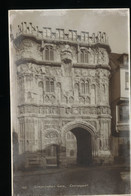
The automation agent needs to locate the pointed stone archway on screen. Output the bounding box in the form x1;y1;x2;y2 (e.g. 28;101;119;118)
60;121;97;167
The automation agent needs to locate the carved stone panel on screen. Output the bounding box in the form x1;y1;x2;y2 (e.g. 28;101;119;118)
15;25;112;163
16;39;42;61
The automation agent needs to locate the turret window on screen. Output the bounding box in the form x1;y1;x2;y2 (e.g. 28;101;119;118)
45;45;54;61
80;49;88;63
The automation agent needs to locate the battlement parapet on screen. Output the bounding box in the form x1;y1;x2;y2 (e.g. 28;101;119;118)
16;22;109;45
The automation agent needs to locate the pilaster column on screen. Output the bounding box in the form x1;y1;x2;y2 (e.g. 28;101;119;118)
77;44;80;63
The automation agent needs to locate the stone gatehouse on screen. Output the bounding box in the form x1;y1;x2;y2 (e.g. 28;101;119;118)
13;22;113;167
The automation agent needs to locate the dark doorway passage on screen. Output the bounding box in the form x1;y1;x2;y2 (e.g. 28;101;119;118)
71;128;92;166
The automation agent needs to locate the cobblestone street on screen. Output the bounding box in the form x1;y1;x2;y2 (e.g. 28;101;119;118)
14;166;130;195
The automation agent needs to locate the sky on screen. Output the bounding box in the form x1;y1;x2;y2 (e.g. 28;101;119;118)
9;9;129;54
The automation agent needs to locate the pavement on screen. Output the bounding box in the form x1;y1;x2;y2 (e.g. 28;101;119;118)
13;166;131;195
14;167;66;176
13;164;130;176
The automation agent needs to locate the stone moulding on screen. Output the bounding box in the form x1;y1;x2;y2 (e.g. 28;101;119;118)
61;120;97;141
15;58;111;71
73;63;111;70
18;104;111;117
16;58;61;66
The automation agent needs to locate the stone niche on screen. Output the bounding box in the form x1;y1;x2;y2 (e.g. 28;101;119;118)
16;38;42;61
61;44;73;64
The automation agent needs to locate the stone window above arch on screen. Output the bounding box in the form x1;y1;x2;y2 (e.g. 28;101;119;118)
46;78;55;93
80;80;89;94
85;81;89;94
45;45;54;61
81;81;85;94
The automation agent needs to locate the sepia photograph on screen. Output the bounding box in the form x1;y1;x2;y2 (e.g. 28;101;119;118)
9;9;130;196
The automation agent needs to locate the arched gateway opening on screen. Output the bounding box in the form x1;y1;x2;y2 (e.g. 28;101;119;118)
73;128;92;165
66;127;92;166
43;122;95;168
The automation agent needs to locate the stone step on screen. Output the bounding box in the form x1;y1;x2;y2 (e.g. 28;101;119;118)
114;156;125;164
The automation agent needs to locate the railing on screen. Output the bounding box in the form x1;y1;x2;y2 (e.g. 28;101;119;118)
16;22;109;44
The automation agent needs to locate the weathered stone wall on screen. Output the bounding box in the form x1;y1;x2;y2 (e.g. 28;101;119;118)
15;23;113;166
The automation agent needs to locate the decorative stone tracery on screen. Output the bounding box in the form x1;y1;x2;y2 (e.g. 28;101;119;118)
14;23;113;166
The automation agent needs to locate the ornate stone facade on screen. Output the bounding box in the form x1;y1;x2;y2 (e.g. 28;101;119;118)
14;22;113;167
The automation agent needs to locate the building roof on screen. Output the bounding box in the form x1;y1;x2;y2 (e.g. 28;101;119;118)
109;52;128;71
